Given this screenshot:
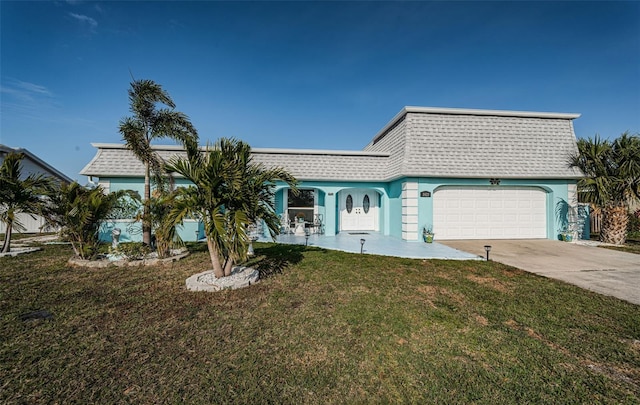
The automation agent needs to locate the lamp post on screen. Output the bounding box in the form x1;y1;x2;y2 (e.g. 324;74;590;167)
484;245;492;261
360;238;365;254
305;228;310;246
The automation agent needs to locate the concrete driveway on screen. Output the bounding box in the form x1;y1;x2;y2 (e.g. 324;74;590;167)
439;239;640;306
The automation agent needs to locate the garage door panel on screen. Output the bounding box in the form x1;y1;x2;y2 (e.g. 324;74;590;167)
460;200;475;209
504;214;518;222
433;187;547;240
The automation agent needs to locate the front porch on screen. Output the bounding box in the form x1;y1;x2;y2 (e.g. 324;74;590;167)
256;232;480;260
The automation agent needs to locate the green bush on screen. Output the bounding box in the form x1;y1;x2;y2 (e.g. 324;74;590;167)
628;209;640;239
110;242;151;260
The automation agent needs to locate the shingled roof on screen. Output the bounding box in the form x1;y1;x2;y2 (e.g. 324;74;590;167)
364;107;582;179
81;106;582;181
80;144;391;181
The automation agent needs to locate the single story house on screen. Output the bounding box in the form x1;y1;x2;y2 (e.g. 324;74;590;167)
80;106;583;243
0;144;73;234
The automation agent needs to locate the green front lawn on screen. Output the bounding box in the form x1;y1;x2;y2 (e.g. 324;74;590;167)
1;243;639;403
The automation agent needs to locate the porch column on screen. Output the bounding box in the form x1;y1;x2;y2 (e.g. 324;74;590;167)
402;181;419;241
324;191;337;236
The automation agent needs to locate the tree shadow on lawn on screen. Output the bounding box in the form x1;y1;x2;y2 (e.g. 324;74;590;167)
249;244;323;280
184;242;209;253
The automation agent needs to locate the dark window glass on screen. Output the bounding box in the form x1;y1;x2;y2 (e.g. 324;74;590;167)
363;194;370;214
346;194;353;213
288;189;314;208
288;189;314;222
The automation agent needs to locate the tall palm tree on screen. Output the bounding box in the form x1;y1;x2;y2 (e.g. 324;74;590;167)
0;152;53;253
569;132;640;244
165;138;297;278
118;79;199;246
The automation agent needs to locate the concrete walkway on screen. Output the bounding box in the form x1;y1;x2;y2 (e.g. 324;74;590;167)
439;239;640;305
257;232;480;260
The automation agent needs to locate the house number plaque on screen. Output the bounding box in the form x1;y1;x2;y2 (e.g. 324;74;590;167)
420;191;431;197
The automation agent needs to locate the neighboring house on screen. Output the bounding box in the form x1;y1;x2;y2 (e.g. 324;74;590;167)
0;145;73;234
81;106;582;242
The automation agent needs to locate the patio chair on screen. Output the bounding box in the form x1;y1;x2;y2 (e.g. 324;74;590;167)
280;213;292;234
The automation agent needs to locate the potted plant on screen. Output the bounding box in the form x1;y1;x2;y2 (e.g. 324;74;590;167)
423;227;434;243
559;229;573;242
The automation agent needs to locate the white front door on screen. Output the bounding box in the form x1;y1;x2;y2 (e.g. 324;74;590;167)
340;190;377;231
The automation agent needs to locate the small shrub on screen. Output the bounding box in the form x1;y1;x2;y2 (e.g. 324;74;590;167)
111;242;151;260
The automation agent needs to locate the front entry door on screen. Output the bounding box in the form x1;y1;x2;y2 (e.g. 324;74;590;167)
340;190;377;231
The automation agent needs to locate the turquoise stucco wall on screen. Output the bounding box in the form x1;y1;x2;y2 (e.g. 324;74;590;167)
274;180;394;237
387;180;404;239
98;176;576;243
97;177;201;243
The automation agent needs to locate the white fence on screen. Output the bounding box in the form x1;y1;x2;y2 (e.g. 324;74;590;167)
590;207;602;234
0;213;54;234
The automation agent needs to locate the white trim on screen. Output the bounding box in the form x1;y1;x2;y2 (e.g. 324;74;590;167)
401;181;419;241
89;143;390;157
97;179;110;194
404;106;580;120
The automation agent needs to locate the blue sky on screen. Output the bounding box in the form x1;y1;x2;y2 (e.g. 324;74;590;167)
1;1;639;182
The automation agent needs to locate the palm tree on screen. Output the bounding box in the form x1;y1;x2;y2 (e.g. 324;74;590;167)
147;189;183;259
569;132;640;244
165;138;297;278
118;79;199;246
44;182;139;259
0;152;53;253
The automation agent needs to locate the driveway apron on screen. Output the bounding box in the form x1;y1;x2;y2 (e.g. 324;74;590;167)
439;240;640;305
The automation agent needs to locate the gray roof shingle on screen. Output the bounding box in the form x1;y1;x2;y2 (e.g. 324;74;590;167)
80;145;391;181
364;107;581;179
81;106;582;181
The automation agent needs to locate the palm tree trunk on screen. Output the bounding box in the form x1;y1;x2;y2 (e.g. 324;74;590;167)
1;222;12;253
142;164;152;246
206;238;225;278
224;258;234;277
600;203;629;245
69;238;81;258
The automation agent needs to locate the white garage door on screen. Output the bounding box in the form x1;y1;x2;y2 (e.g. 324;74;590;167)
433;187;547;240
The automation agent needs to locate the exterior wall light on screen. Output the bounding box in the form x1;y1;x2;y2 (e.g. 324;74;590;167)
489;178;501;186
484;245;492;261
360;238;366;254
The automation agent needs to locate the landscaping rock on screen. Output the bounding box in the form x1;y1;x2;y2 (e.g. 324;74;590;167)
186;266;259;292
68;249;190;268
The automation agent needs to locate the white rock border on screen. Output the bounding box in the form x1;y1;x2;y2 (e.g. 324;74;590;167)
68;249;190;268
186;266;259;292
